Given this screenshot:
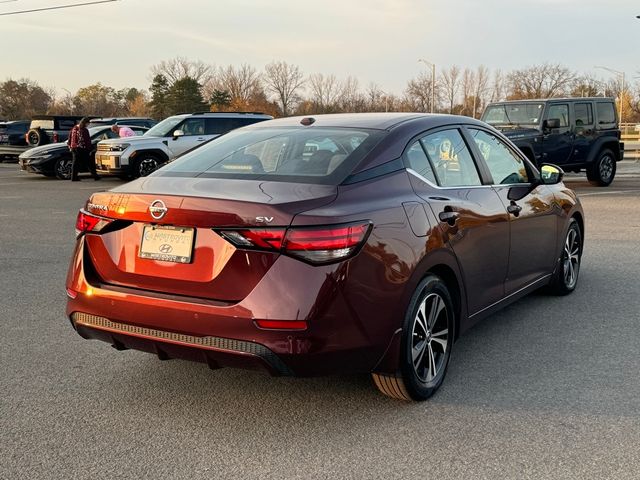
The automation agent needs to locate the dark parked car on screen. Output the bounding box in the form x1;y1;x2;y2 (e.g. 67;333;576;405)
482;97;624;186
0;120;30;161
67;113;584;401
19;125;147;179
0;120;29;146
25;115;85;147
88;117;157;129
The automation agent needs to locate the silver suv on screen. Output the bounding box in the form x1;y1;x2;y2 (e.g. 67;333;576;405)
95;112;272;178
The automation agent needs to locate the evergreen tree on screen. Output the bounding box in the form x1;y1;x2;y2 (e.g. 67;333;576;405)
149;74;170;119
209;89;232;111
166;77;206;114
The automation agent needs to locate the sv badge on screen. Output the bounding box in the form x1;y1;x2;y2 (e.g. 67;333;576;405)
256;216;274;223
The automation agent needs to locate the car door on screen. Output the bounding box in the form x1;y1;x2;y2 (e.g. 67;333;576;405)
166;118;208;157
542;103;574;165
570;102;597;164
406;127;510;316
466;127;558;294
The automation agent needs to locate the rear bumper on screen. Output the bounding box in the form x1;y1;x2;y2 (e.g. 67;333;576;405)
66;240;401;377
72;312;293;375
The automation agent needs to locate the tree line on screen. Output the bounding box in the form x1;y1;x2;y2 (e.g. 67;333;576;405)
1;58;639;122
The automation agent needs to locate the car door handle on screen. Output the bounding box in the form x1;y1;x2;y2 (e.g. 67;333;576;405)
438;210;459;225
507;202;522;216
196;137;206;141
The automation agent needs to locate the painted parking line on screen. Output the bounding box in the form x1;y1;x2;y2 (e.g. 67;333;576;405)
579;189;640;197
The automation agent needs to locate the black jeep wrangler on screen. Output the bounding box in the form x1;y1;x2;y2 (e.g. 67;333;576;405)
25;115;85;147
482;98;624;186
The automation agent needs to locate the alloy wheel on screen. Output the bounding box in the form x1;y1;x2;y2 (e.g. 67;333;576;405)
411;293;449;383
599;155;614;182
563;227;581;289
138;158;158;177
56;159;72;180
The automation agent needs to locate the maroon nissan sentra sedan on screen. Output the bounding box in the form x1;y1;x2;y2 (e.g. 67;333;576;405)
66;113;584;401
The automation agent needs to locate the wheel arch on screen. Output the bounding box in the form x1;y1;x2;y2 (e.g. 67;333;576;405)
586;138;620;164
372;248;467;375
131;149;169;164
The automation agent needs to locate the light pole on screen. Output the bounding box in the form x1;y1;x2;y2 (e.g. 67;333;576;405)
418;59;436;113
595;65;626;123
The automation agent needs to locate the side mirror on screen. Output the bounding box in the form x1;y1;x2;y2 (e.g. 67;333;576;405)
543;118;561;131
172;129;185;139
540;163;564;185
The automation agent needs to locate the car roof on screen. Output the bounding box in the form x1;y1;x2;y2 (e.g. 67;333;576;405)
245;112;487;131
31;115;85;120
487;97;615;105
91;117;154;121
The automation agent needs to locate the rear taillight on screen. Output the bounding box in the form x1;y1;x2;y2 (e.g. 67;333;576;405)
75;209;113;237
217;222;371;265
53;133;59;142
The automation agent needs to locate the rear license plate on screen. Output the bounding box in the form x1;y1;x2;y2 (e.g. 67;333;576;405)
139;225;195;263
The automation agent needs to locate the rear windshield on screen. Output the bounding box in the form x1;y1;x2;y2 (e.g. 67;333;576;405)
30;119;54;130
154;127;386;185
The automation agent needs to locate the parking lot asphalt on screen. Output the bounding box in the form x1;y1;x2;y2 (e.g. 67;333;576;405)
1;163;639;479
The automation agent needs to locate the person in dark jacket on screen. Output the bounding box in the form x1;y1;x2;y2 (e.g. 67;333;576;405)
68;117;99;181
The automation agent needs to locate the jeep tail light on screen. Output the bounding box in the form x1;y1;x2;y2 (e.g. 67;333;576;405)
53;133;59;143
75;209;113;237
216;222;371;265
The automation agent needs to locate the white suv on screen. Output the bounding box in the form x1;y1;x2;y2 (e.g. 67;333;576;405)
95;112;272;178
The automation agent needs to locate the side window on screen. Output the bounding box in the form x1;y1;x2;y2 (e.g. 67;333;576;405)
420;129;481;187
205;118;242;135
180;118;205;136
596;102;616;127
547;104;569;128
405;140;437;184
574;103;593;126
469;129;529;184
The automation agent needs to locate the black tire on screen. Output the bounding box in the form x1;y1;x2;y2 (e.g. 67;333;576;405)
26;128;46;147
372;274;454;401
133;154;160;178
54;157;73;180
587;149;616;186
546;218;582;296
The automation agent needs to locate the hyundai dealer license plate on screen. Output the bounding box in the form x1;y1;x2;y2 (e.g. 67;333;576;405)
139;225;195;263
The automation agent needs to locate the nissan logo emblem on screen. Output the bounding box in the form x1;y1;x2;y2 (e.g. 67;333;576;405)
149;199;168;220
159;244;173;254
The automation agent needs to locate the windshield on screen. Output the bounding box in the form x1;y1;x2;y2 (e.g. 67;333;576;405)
154;126;386;185
144;116;184;137
482;103;544;127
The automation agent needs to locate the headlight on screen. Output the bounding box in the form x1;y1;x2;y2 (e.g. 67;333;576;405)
109;144;130;152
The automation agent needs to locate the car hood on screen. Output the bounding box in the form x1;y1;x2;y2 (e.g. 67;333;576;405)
492;126;540;140
19;142;67;157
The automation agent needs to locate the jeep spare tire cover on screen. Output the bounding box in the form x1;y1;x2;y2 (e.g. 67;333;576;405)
26;128;45;147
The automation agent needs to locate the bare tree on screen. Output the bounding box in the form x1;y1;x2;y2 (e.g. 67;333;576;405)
490;69;505;102
263;61;305;116
308;73;343;113
472;65;490;118
406;72;439;112
218;64;262;104
151;56;213;85
440;65;460;114
506;63;577;99
460;68;475;115
339;76;366;112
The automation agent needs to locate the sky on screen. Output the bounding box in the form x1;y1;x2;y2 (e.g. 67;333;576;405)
1;0;638;96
